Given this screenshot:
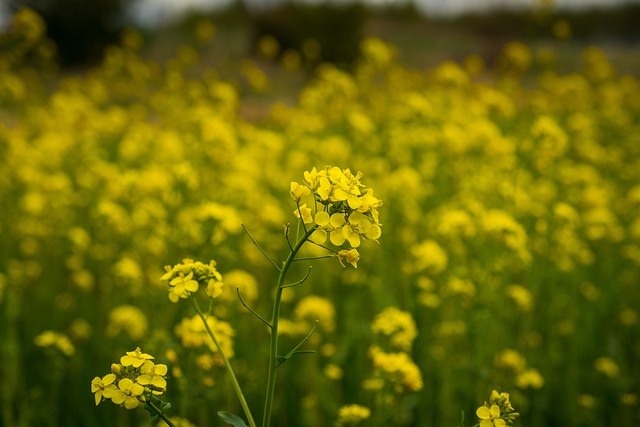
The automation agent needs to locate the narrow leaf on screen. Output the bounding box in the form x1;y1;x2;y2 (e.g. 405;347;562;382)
218;411;249;427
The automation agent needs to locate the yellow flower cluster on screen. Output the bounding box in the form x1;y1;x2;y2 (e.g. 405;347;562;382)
367;345;423;392
34;330;75;356
291;166;382;267
175;314;235;361
494;349;545;390
335;403;371;426
106;305;148;340
91;348;167;409
371;307;417;352
160;259;223;303
476;390;519;427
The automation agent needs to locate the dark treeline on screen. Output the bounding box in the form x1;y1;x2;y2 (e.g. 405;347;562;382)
5;0;640;67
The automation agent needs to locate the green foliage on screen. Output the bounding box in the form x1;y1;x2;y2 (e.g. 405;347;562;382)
218;411;249;427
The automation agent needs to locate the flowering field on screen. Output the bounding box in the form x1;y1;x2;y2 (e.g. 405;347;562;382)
1;8;640;427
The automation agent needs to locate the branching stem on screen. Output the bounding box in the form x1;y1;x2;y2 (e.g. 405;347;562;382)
262;225;318;427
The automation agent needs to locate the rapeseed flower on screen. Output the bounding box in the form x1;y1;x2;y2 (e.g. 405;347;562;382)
336;403;371;426
371;307;417;352
106;305;148;340
161;259;224;303
121;347;154;368
368;346;423;392
106;378;145;409
477;404;505;427
92;348;168;409
293;166;381;267
91;374;116;406
34;330;75;356
294;295;336;333
476;390;519;427
337;248;360;268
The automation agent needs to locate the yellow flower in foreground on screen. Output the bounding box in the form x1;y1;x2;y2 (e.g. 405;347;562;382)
106;378;145;409
91;374;116;406
168;272;199;302
205;278;223;299
121;347;154;368
294;203;313;224
290;181;311;202
476;404;506;427
337;248;360;268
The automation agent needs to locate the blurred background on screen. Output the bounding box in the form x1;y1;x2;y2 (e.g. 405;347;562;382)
2;0;640;68
1;1;640;427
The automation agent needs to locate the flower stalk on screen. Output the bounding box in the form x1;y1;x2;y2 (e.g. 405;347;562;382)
262;224;317;427
190;295;257;427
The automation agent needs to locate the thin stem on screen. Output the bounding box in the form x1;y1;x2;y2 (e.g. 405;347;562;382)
242;224;281;271
284;224;294;252
281;266;313;289
307;238;339;254
262;225;318;427
282;321;318;360
295;202;309;234
292;255;334;262
190;295;257;427
147;400;175;427
237;287;272;328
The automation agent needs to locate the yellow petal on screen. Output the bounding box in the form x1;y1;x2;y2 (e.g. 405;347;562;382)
476;406;491;420
490;404;501;418
315;211;330;226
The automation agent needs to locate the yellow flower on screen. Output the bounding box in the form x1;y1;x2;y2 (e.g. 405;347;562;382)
120;347;154;368
290;181;311;202
161;259;223;302
168;272;199;303
476;404;506;427
106;378;145;409
137;360;168;393
337;248;360;268
106;305;148;340
91;374;116;406
371;307;417;352
313;211;347;245
205;278;223;299
34;330;75;356
336;403;371;426
368;346;423;391
294;295;336;332
515;368;545;389
294;203;313;224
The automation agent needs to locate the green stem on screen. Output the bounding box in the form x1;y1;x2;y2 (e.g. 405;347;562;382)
262;225;318;427
190;296;257;427
147;400;176;427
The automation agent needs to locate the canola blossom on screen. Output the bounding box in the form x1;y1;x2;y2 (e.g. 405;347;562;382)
160;259;224;303
292;166;382;252
476;390;520;427
92;348;168;409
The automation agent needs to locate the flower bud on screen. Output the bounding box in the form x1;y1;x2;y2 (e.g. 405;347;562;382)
111;363;123;376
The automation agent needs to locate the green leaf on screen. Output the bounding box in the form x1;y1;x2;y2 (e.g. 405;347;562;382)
218;411;249;427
